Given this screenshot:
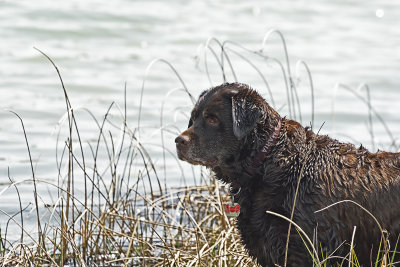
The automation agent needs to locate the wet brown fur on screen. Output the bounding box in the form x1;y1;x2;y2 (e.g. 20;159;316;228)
175;83;400;266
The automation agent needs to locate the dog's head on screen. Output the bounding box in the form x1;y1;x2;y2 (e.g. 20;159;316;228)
175;83;277;169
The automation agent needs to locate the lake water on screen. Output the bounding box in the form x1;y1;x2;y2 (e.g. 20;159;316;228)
0;0;399;241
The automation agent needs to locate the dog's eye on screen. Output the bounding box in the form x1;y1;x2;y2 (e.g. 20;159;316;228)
188;119;193;128
205;115;219;125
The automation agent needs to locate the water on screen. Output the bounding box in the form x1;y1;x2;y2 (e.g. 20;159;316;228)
0;0;399;241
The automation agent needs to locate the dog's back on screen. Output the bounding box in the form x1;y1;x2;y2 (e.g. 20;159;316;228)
293;128;400;263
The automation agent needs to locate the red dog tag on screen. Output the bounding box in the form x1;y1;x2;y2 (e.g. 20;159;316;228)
225;203;240;217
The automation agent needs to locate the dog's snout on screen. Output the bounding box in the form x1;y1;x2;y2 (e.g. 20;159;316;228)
175;135;189;146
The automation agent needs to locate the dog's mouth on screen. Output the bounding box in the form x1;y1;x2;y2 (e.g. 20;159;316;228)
176;148;218;168
204;157;219;167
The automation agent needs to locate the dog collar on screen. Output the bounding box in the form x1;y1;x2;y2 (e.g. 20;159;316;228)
244;118;282;176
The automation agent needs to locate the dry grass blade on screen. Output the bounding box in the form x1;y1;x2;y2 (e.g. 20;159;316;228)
349;226;357;267
266;210;321;266
315;199;390;264
6;111;45;255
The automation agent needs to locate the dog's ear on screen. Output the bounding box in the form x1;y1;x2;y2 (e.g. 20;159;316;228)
232;92;262;139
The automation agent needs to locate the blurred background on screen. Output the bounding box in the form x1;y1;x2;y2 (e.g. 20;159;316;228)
0;0;399;240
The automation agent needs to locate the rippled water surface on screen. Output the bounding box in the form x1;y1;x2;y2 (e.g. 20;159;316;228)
0;0;399;239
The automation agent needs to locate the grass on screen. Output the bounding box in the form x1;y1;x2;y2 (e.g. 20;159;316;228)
0;31;398;266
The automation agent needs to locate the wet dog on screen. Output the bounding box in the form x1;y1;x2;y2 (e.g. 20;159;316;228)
175;83;400;266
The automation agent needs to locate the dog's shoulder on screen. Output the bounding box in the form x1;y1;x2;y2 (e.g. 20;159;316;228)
283;119;305;138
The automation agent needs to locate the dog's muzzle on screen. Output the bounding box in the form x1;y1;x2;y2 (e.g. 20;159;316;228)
175;134;190;160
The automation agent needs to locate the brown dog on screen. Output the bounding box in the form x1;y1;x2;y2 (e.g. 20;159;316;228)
175;83;400;266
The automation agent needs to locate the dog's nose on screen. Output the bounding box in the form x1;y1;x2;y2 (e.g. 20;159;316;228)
175;135;189;146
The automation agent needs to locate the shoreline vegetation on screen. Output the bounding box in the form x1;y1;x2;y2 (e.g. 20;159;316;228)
1;31;398;266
